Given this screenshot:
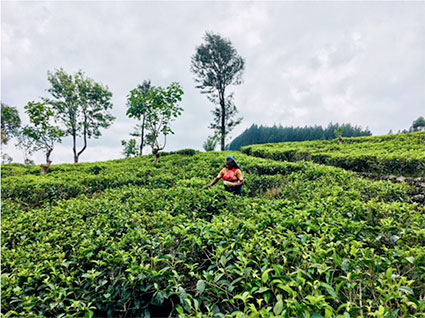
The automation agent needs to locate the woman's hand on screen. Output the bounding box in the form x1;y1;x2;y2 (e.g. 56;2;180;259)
229;180;243;187
206;176;221;189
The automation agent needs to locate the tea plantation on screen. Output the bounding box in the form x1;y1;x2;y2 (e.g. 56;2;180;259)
242;132;425;177
2;139;425;317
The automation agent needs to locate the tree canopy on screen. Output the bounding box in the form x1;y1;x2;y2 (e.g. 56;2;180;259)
124;82;184;162
20;101;64;164
126;80;153;156
45;68;115;163
1;102;21;145
410;116;425;132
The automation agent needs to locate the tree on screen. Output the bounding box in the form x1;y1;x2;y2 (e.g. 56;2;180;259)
229;123;372;150
334;125;345;144
410;116;425;132
142;83;184;163
45;68;115;163
20;101;64;165
203;134;219;151
1;153;13;164
126;80;152;156
121;139;139;158
191;32;245;151
16;132;35;165
1;102;21;145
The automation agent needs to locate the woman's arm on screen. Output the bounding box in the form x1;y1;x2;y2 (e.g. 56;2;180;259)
206;176;221;188
206;169;224;188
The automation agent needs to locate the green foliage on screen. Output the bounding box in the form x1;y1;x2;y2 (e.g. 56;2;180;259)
1;153;13;164
411;116;425;132
242;132;425;177
170;148;198;156
121;138;139;158
137;82;184;161
191;32;245;151
20;101;65;163
203;135;219;151
2;151;424;317
229;123;372;151
126;80;153;155
45;68;115;163
126;80;153;121
334;126;344;138
1;102;21;145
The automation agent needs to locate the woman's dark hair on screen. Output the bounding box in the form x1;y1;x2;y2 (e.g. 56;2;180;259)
226;158;236;168
226;155;241;169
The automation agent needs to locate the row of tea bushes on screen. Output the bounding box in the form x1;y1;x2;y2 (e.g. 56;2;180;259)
2;186;424;316
2;151;424;316
2;153;411;208
242;132;425;177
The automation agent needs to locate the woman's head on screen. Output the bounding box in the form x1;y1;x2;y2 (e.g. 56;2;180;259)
226;155;240;169
226;158;235;169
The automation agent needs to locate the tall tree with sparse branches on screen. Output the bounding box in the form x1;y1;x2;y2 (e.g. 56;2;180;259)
191;32;245;151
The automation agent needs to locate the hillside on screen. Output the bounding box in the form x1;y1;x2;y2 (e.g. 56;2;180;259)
2;146;425;317
229;123;371;151
242;132;425;177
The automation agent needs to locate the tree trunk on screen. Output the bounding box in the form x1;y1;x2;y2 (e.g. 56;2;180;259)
72;131;78;163
46;148;52;164
219;90;226;151
41;156;52;175
140;116;145;156
154;152;160;164
152;147;160;163
76;128;87;163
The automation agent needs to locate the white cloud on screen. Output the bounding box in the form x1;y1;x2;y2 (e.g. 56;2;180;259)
2;1;424;164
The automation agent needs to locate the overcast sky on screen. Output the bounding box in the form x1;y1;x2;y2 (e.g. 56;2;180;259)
2;1;425;164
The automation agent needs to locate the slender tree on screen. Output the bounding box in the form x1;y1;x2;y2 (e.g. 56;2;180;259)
334;125;345;144
45;68;115;163
203;134;219;151
20;101;64;165
191;32;245;150
121;138;139;158
1;102;21;164
1;102;21;145
126;80;152;156
142;83;184;163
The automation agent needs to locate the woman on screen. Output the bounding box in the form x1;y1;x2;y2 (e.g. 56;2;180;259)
206;155;244;195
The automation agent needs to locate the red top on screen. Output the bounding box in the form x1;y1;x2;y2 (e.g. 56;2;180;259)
223;168;238;181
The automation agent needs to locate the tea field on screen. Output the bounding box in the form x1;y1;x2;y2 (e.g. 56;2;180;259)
242;132;425;177
2;141;425;317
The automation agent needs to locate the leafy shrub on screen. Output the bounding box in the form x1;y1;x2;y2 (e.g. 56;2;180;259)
242;132;425;177
2;151;425;317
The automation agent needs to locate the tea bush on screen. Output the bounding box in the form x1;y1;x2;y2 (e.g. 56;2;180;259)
242;132;425;177
2;151;424;317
